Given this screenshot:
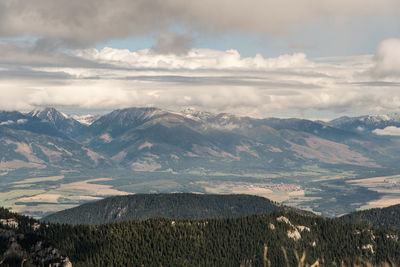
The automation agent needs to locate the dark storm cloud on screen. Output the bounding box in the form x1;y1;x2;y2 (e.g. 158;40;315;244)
1;0;399;48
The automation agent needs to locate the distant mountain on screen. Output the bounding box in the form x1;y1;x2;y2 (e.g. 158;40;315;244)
329;114;400;134
82;107;392;172
28;107;86;138
0;110;65;138
43;193;282;224
2;106;400;176
0;125;109;173
339;204;400;229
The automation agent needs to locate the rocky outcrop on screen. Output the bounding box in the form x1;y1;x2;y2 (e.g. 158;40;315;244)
0;228;71;266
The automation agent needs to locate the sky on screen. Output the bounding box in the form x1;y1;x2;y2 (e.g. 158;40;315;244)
0;0;400;119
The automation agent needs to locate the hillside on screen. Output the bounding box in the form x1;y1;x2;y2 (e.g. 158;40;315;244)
39;210;400;266
43;193;282;224
0;207;71;266
3;201;400;266
339;204;400;229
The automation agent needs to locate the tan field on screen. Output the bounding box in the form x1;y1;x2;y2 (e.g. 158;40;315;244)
1;177;131;217
348;175;400;210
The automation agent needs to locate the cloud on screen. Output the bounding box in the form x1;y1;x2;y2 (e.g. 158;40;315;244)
0;0;400;47
151;32;193;55
0;40;399;119
372;38;400;78
0;120;15;126
0;119;27;126
373;126;400;136
77;47;312;70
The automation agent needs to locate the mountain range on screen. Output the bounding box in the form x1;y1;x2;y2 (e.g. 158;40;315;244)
2;106;400;175
2;106;400;217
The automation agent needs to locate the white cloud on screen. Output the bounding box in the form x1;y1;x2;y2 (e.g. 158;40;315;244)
0;40;399;119
17;119;28;124
372;38;400;78
76;47;312;70
373;126;400;136
0;120;15;125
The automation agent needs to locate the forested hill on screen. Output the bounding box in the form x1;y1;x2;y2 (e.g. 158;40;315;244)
3;205;400;266
339;204;400;229
43;193;283;225
39;210;400;266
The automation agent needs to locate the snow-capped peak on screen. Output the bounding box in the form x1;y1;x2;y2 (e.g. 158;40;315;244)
181;107;214;121
28;107;67;123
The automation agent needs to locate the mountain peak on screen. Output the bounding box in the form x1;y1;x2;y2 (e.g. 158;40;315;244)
29;107;68;123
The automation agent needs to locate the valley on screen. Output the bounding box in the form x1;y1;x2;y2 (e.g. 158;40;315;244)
1;107;400;218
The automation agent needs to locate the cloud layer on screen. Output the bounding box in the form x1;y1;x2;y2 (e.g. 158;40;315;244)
1;0;400;47
0;38;399;118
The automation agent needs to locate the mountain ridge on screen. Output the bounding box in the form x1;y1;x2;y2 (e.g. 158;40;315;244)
42;193;293;224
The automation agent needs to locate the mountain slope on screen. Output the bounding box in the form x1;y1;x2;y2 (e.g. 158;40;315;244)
2;106;394;174
5;195;400;266
82;107;387;172
0;110;66;138
339;204;400;229
28;107;86;138
40;209;400;266
43;193;282;224
0;126;109;173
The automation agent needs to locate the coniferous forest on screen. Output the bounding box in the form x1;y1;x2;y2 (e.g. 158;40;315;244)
2;195;400;266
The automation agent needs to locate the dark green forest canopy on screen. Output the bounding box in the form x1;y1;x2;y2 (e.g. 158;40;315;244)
339;204;400;229
39;210;400;267
43;193;284;225
3;197;400;266
2;205;400;266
